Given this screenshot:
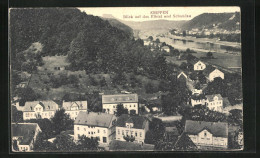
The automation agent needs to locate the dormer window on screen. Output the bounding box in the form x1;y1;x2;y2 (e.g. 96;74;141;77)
204;132;207;137
126;122;133;128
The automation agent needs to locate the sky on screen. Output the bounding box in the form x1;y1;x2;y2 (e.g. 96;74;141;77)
78;7;240;21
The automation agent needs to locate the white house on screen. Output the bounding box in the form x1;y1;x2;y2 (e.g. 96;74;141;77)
208;69;224;82
161;46;170;53
194;61;206;71
12;123;42;152
190;95;206;107
74;111;117;146
191;89;203;95
205;94;223;112
22;101;59;120
115;114;149;144
62;101;88;120
102;94;139;115
185;120;228;149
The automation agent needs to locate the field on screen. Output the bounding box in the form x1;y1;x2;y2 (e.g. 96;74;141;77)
193;51;242;68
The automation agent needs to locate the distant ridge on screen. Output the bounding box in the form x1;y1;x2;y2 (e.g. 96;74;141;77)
181;12;240;31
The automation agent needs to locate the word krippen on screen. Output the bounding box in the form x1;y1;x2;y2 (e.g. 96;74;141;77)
150;11;169;14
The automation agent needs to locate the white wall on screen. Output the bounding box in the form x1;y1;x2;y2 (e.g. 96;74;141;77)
103;103;138;114
209;70;224;82
74;125;112;145
115;127;146;143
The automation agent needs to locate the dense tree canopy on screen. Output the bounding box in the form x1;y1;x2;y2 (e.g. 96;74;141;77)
51;109;74;135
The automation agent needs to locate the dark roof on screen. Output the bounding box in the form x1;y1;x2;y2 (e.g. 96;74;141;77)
203;65;216;75
191;94;206;100
173;133;197;150
102;94;138;104
11;123;40;145
116;114;148;129
205;94;223;102
23;100;59;112
109;140;154;151
74;111;116;128
184;120;228;138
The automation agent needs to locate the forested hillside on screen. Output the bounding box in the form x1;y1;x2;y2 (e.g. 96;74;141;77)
181;12;240;31
10;8;174;79
102;18;134;37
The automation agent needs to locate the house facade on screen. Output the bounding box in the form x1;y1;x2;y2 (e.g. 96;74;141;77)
12;123;42;152
115;114;149;144
22;101;59;120
74;112;117;146
185;120;228;149
161;46;170;53
62;101;88;120
194;61;206;71
102;94;139;115
191;95;206;106
205;94;223;112
208;69;224;82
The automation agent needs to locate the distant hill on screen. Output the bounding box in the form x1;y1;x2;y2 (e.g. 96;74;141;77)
181;12;240;31
119;19;187;31
102;17;134;37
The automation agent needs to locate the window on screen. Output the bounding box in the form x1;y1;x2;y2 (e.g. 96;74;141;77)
126;131;129;136
122;130;124;135
26;113;29;117
88;132;90;135
140;132;142;137
84;128;86;131
77;127;80;130
97;129;100;133
91;132;93;134
103;137;107;143
118;129;120;135
134;105;135;107
204;132;207;137
135;132;137;137
104;130;106;134
130;105;131;107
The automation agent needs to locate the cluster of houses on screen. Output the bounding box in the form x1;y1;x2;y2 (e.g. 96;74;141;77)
11;59;240;152
143;38;171;53
177;60;228;113
12;88;238;151
172;26;241;37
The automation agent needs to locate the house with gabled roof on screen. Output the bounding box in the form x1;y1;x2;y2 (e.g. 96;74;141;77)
193;60;206;71
22;101;59;120
208;69;224;82
11;123;42;152
205;94;223;112
190;94;207;106
161;46;170;53
62;100;87;120
115;114;149;144
74;111;117;146
184;120;228;149
102;94;139;115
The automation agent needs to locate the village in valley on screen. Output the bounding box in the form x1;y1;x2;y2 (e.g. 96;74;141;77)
10;8;243;152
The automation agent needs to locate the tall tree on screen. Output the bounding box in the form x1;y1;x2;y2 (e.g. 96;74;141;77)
76;135;99;151
116;103;128;117
51;109;74;135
